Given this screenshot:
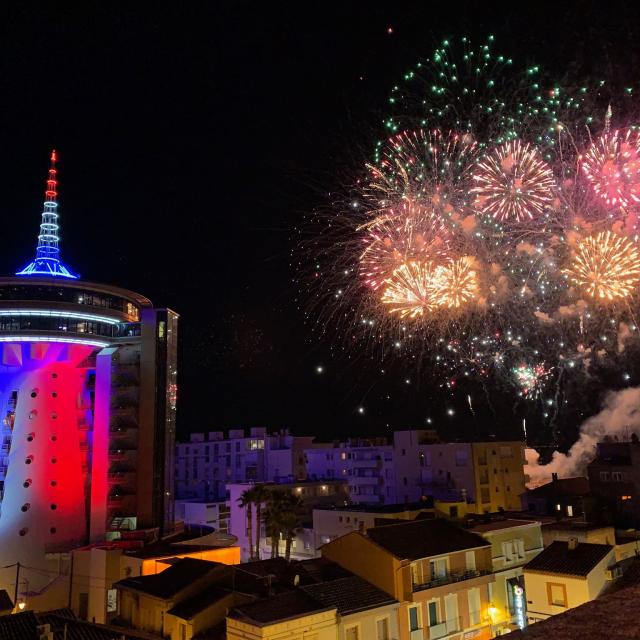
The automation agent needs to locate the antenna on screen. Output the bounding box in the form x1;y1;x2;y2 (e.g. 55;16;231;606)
16;150;78;279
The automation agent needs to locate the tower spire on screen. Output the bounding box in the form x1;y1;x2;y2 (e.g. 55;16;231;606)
16;150;78;279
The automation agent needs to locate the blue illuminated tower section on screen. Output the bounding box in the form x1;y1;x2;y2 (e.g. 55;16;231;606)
16;150;78;279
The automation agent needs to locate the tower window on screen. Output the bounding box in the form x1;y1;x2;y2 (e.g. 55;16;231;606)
50;527;57;534
50;504;57;510
26;433;34;442
50;457;57;464
19;528;28;536
25;457;33;465
51;413;57;420
20;503;30;512
51;373;58;379
30;390;38;398
50;480;57;487
23;480;31;488
50;435;57;442
51;392;57;398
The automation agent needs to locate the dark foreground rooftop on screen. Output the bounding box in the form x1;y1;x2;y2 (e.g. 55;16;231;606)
524;541;612;577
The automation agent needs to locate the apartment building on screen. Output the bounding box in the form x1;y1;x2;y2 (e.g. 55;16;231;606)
467;518;544;634
176;428;315;500
523;540;616;623
322;518;496;640
306;433;526;512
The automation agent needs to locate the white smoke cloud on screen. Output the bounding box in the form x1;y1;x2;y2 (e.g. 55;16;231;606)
525;386;640;488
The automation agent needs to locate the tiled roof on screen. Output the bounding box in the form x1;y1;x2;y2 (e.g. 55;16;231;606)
0;591;13;612
509;582;640;639
524;541;612;576
167;586;233;620
367;518;489;560
228;589;333;625
301;576;396;615
294;557;353;583
0;610;156;640
116;557;221;598
0;611;38;640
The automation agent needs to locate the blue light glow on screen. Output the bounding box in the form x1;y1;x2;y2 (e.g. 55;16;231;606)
0;310;121;325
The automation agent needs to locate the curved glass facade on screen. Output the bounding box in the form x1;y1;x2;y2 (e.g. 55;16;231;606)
0;315;141;339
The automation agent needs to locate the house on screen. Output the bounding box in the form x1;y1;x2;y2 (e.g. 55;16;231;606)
507;580;640;639
322;518;495;640
521;475;590;518
522;540;616;623
467;518;544;635
312;501;435;548
0;608;156;640
301;575;400;640
0;590;13;616
226;590;337;640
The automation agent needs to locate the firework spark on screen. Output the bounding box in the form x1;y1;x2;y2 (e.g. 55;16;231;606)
359;199;449;291
581;129;640;208
513;362;551;398
433;257;480;308
471;140;556;222
565;230;640;301
381;260;441;319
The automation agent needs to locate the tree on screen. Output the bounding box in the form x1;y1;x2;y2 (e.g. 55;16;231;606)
281;494;304;562
264;489;287;558
238;487;257;560
251;484;271;560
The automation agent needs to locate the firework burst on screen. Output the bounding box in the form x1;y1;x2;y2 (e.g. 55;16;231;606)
472;140;556;222
564;230;640;301
513;362;551;398
581;129;640;208
433;257;480;309
381;260;440;319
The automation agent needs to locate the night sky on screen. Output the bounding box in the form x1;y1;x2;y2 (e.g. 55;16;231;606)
2;2;640;448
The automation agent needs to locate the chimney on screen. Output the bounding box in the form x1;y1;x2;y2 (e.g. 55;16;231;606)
551;473;558;482
568;537;579;551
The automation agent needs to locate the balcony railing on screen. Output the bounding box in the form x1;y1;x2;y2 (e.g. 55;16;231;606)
413;569;492;592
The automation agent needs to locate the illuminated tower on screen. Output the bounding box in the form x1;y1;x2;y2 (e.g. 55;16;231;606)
0;152;177;610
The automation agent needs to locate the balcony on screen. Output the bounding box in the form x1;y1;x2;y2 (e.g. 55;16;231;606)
413;569;492;592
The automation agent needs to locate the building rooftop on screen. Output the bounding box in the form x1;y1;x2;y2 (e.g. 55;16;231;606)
0;608;157;640
228;589;333;626
509;582;640;640
541;521;611;533
467;518;539;533
367;518;489;560
0;590;12;611
524;541;612;577
294;557;354;583
525;477;590;497
314;500;434;514
116;558;221;598
167;586;232;620
301;575;396;615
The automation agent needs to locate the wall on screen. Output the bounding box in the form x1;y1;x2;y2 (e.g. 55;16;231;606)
523;572;590;621
226;608;337;640
321;532;408;601
337;603;399;640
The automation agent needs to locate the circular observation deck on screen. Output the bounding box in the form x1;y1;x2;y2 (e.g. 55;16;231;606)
0;277;153;347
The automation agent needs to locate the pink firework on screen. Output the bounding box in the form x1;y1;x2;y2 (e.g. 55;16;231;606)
581;128;640;208
359;199;450;291
471;139;556;222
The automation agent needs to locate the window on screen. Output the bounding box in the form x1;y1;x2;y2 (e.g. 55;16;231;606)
465;550;476;571
547;582;567;607
468;588;481;625
611;471;624;482
408;605;421;631
455;450;469;466
567;505;574;516
345;625;360;640
376;617;390;640
480;487;490;503
499;446;514;458
179;624;187;640
444;594;459;632
600;471;610;482
429;557;448;580
427;600;439;626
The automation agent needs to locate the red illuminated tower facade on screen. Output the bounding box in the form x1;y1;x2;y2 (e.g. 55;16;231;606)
0;152;178;609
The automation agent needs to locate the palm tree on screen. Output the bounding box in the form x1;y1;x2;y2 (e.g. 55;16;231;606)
238;487;257;560
251;484;271;560
264;489;287;558
281;494;304;562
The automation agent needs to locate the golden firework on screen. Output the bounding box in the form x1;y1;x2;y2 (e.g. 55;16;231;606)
381;261;440;319
565;231;640;301
434;257;479;308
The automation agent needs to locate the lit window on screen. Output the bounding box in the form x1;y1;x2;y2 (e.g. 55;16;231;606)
547;583;567;607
